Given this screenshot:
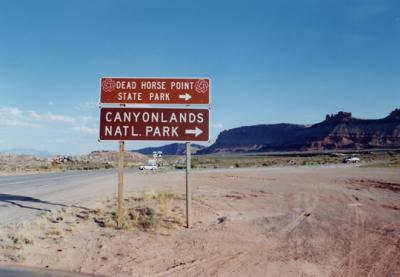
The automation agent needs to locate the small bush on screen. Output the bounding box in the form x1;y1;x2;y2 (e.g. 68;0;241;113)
97;191;185;232
174;164;185;170
128;207;158;230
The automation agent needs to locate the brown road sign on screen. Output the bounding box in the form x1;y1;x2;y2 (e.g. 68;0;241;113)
100;77;210;105
99;107;209;141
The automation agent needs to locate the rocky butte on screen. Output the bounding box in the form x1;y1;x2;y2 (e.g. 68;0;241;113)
199;109;400;154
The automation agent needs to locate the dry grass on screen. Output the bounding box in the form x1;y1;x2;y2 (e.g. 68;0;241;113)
90;191;185;232
362;160;400;168
0;231;34;251
167;151;400;169
0;189;187;265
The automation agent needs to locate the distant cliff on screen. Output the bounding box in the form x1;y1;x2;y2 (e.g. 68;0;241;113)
199;109;400;154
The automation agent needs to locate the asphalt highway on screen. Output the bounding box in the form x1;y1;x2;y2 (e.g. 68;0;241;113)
0;265;92;277
0;169;142;228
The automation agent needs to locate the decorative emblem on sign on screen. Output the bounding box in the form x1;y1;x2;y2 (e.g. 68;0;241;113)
102;78;116;93
194;79;208;94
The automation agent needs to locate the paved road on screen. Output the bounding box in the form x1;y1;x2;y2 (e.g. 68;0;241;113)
0;169;143;228
0;265;92;277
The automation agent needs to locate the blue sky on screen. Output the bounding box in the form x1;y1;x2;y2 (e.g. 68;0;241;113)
0;0;399;154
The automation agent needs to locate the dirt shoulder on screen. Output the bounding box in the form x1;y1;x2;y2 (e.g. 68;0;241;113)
1;167;399;276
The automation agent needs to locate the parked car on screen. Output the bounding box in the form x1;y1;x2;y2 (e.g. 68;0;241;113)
139;159;158;171
343;156;361;163
139;164;158;170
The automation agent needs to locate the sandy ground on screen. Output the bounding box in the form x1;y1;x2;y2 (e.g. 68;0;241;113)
0;167;399;277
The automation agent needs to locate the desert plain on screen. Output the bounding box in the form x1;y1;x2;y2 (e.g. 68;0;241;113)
0;164;399;277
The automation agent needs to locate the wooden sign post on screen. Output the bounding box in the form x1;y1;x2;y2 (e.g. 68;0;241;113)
117;141;125;228
186;142;192;228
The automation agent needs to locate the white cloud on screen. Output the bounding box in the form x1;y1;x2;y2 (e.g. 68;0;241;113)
43;113;76;123
212;123;224;130
73;126;98;135
78;115;95;123
48;101;54;105
27;110;76;123
72;116;98;135
0;106;98;135
4;107;21;116
0;107;42;128
46;139;67;144
75;101;98;111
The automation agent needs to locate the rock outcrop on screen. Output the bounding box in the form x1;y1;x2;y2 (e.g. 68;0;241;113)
199;109;400;154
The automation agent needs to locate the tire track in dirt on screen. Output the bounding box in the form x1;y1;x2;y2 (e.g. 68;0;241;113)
214;210;310;277
367;236;400;277
276;210;313;240
329;191;400;277
218;188;319;276
332;227;400;277
278;191;319;276
349;193;366;277
155;252;247;277
331;192;366;277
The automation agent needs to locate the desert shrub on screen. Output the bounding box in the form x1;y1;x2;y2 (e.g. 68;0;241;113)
128;207;158;230
96;191;185;232
174;164;185;170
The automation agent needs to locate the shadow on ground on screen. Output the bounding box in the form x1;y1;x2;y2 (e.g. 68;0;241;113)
0;194;89;212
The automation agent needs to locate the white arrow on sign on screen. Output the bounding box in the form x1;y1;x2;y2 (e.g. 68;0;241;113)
185;127;203;137
179;93;192;101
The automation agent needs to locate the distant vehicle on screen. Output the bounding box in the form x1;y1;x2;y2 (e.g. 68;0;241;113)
139;164;157;171
139;159;158;171
344;156;361;163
